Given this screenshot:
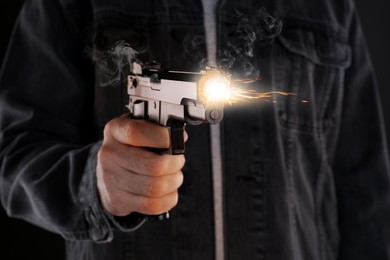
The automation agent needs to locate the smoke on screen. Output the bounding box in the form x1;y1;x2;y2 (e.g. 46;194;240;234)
183;8;282;78
219;9;282;78
93;40;140;87
93;9;282;86
254;9;284;44
183;34;207;69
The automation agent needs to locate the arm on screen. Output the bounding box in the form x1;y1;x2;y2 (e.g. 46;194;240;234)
333;3;390;259
0;0;100;241
0;0;185;242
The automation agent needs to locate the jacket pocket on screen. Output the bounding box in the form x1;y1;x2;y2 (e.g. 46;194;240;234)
274;24;351;134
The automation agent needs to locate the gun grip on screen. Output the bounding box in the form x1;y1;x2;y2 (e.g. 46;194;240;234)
133;121;184;223
141;121;184;222
168;120;186;155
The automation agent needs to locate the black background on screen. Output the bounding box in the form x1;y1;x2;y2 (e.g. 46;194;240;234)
1;1;390;259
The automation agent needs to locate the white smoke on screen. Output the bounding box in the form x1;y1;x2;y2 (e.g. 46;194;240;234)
93;40;140;87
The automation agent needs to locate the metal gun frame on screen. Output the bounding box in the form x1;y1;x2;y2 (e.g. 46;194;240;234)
127;62;227;155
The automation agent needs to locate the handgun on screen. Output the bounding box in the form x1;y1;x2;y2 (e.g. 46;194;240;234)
127;62;230;221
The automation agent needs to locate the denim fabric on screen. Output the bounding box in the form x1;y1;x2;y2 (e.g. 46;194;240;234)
0;0;390;259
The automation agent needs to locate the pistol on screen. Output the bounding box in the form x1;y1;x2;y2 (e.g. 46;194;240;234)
127;62;230;154
127;62;230;221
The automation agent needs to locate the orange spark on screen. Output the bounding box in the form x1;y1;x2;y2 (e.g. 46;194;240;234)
226;87;296;104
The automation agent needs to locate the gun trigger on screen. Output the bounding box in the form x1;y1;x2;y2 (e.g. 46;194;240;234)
168;121;185;155
133;100;147;119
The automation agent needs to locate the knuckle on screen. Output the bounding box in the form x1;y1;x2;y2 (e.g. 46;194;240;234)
147;155;186;176
104;117;141;146
145;180;166;197
97;148;109;165
172;192;179;207
177;171;184;187
142;198;162;215
125;120;139;145
166;192;179;211
148;157;167;176
98;142;116;167
140;192;179;215
178;155;186;169
98;169;112;185
104;119;115;138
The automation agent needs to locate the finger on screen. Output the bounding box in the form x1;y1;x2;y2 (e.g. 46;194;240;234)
117;171;184;198
105;115;170;148
131;190;179;216
103;190;179;217
108;142;186;176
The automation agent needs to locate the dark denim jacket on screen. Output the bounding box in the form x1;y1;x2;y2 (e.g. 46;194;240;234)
1;0;390;259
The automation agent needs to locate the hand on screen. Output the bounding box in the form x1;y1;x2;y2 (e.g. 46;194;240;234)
96;114;186;217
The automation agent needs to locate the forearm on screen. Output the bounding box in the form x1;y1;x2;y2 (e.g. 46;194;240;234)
0;136;102;239
0;0;112;242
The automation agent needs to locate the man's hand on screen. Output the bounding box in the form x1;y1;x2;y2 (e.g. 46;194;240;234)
96;114;186;216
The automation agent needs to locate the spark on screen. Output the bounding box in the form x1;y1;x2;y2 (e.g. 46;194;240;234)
200;72;308;105
226;88;296;104
226;77;308;104
232;76;263;84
